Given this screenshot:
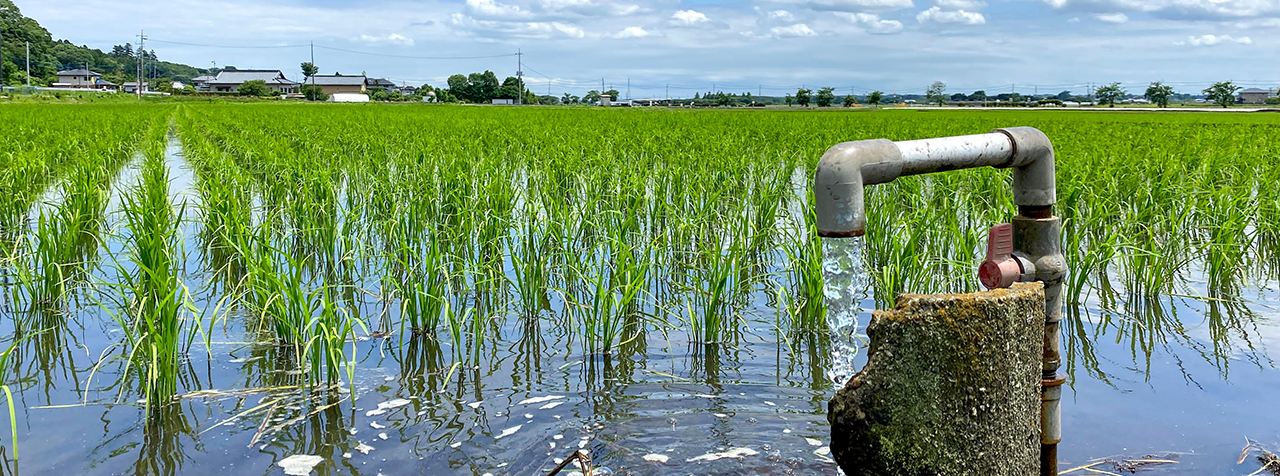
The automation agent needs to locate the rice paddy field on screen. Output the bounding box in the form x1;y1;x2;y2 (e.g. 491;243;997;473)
0;103;1278;475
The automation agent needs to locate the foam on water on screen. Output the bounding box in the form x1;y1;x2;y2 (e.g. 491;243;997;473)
822;236;869;387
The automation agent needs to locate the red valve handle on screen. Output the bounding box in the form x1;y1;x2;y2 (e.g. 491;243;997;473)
979;223;1021;290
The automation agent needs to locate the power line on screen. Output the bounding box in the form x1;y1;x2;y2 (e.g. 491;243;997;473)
149;39;307;49
313;45;516;60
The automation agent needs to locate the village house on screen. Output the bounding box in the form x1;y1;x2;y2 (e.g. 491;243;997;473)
205;70;299;94
54;69;107;89
307;74;367;95
190;75;215;91
366;77;397;93
1240;88;1278;105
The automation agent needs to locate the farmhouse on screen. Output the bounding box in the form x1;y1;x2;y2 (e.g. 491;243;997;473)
1240;88;1277;104
307;74;367;95
54;69;107;88
122;81;149;94
366;77;396;93
190;75;214;91
205;70;299;94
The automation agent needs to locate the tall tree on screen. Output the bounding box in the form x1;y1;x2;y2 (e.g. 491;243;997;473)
300;62;320;100
816;87;836;107
1203;81;1241;108
868;91;883;106
1094;82;1125;108
784;94;794;107
1144;81;1175;108
843;94;857;107
926;81;947;106
796;88;812;107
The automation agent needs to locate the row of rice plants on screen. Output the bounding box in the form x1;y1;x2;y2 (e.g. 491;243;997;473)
172;106;1279;381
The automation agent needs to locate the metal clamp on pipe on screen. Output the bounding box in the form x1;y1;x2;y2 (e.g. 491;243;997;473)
814;127;1065;476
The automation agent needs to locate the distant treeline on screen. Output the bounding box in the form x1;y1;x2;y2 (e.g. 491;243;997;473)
1;0;203;87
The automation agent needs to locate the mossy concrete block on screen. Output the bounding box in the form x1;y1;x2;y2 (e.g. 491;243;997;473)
828;282;1045;476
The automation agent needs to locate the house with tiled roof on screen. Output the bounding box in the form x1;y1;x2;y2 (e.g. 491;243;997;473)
307;74;367;95
206;70;299;94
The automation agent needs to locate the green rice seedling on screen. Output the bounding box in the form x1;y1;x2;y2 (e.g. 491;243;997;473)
508;208;553;317
782;201;826;332
106;129;204;417
679;235;742;345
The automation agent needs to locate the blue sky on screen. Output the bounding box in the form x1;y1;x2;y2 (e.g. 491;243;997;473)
17;0;1279;97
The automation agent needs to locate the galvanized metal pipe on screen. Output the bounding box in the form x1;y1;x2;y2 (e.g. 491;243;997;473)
814;127;1064;475
896;132;1014;176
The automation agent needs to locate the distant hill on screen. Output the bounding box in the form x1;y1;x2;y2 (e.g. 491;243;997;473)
2;0;205;86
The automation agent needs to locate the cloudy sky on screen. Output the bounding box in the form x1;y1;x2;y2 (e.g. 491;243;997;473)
17;0;1280;97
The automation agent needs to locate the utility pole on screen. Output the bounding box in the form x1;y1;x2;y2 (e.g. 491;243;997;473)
516;48;523;105
626;77;630;100
309;41;315;101
137;30;147;99
666;84;669;100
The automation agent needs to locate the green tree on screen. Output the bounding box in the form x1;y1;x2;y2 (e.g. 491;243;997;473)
816;87;836;107
1144;81;1175;108
237;79;271;97
1203;81;1241;108
926;81;947;106
868;91;883;106
300;84;328;101
300;61;319;100
784;94;794;106
604;89;620;100
584;90;601;104
796;88;812;107
843;94;857;107
562;92;574;104
1094;82;1125;107
496;76;522;100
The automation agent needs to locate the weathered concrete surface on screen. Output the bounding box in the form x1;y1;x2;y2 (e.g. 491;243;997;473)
828;282;1045;476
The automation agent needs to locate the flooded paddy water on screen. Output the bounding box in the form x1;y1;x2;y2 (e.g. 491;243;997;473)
1;104;1278;475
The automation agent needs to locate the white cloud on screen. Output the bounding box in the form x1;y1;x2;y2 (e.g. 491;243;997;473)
671;9;708;25
785;0;915;11
449;13;586;39
1185;34;1252;45
465;0;533;20
836;12;905;34
1068;16;1081;21
935;0;987;9
356;33;416;46
769;10;797;22
916;6;986;24
1095;12;1128;22
608;26;651;38
1036;0;1280;19
770;23;819;37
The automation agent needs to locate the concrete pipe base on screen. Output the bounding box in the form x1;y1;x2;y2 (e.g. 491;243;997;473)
828;282;1045;476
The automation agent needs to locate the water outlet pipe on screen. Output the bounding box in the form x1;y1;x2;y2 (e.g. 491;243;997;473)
813;127;1067;476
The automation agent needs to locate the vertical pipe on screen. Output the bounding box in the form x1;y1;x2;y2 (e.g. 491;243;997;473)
1013;208;1066;476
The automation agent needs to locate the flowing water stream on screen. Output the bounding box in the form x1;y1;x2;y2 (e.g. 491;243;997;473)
821;237;868;387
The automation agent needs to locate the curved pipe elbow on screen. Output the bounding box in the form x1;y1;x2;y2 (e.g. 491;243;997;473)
813;139;903;237
995;127;1057;208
